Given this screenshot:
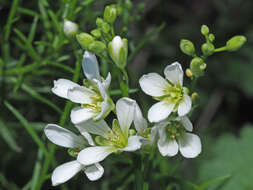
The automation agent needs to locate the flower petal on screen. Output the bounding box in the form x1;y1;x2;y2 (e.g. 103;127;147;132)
120;136;142;151
177;116;193;132
67;86;96;104
51;161;83;186
84;163;104;181
52;79;79;99
139;73;169;97
178;94;192;116
82;51;101;81
158;138;178;157
75;119;111;138
133;102;148;134
70;107;97;124
44;124;86;148
148;101;175;123
102;73;111;90
178;133;202;158
116;98;135;136
77;146;115;165
164;62;183;85
94;100;111;121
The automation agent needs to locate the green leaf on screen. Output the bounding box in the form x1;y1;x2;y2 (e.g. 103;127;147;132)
0;119;21;152
197;126;253;190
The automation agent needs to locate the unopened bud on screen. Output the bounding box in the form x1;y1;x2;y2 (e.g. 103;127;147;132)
101;22;111;34
209;34;215;42
96;17;104;27
191;92;198;101
129;129;136;136
190;57;204;77
88;41;106;54
201;25;209;36
226;35;247;52
104;5;117;24
200;63;207;70
63;20;78;37
76;33;94;49
180;39;195;56
185;69;193;78
201;43;215;56
108;36;128;69
91;29;102;38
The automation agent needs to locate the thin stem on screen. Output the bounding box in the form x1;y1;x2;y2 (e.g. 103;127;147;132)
214;46;227;52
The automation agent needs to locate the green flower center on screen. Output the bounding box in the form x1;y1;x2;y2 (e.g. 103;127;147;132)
166;121;186;140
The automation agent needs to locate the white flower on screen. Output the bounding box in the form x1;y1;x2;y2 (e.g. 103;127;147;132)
139;62;192;123
44;124;104;186
108;36;128;69
63;20;78;37
52;51;114;124
76;98;142;166
155;116;201;158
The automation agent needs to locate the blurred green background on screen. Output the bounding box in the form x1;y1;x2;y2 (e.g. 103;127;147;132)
0;0;252;189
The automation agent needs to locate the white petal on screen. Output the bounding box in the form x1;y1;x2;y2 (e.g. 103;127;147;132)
94;100;111;121
67;86;96;104
133;102;147;134
157;127;179;157
82;51;101;81
80;131;95;146
177;116;193;132
52;79;79;99
77;146;115;165
84;163;104;181
116;98;135;136
102;73;111;90
51;161;83;186
178;133;202;158
164;62;183;85
75;119;111;138
178;94;192;116
148;101;175;123
111;36;124;59
150;126;159;143
139;73;169;97
44;124;85;148
120;136;142;151
70;107;97;124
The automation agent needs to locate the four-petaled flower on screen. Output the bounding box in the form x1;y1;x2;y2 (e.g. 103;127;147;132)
154;116;201;158
139;62;192;123
76;98;142;166
44;124;104;186
52;51;114;124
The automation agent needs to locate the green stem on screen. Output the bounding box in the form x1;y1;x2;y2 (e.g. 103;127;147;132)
214;46;227;52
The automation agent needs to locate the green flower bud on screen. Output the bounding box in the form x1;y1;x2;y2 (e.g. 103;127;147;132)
88;41;106;54
201;43;215;56
101;22;110;34
104;5;117;24
185;68;193;78
180;39;195;56
209;33;215;42
226;35;247;52
96;17;104;27
190;57;204;77
129;129;136;136
191;92;198;101
91;29;102;38
108;36;128;69
200;63;207;70
201;25;209;36
76;33;94;49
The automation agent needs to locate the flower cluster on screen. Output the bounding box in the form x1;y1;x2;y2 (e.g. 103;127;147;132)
45;49;201;186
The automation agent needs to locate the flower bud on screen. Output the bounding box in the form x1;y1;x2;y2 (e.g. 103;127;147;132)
180;39;195;56
108;36;128;69
88;41;106;54
76;33;94;49
201;43;215;56
191;92;198;101
91;29;102;38
190;57;204;77
63;20;78;37
104;5;117;24
185;68;193;78
96;17;104;27
209;34;215;42
226;35;247;52
101;22;110;34
200;63;207;70
201;25;209;36
129;129;136;136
